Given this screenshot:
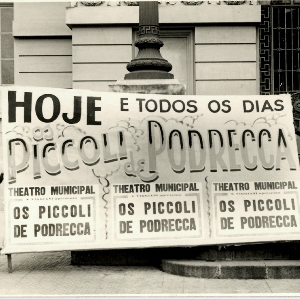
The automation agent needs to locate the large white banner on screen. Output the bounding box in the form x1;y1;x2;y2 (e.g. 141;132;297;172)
1;86;300;254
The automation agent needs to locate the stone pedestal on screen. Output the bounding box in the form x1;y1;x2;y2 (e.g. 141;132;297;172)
109;79;185;95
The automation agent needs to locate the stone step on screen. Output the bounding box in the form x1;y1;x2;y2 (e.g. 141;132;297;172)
161;260;300;279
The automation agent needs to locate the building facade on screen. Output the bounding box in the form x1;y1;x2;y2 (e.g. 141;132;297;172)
12;1;260;95
7;1;300;95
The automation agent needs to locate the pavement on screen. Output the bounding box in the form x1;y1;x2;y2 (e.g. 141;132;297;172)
0;251;300;296
1;210;300;296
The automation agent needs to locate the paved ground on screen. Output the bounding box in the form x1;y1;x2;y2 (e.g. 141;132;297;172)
0;251;300;295
1;210;300;295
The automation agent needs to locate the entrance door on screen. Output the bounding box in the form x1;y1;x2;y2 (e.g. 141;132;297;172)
134;29;194;94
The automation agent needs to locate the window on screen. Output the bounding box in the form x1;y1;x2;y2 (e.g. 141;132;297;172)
259;3;300;142
260;3;300;94
133;29;194;95
273;6;300;93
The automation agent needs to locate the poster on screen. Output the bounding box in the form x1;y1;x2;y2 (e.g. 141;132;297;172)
1;86;300;254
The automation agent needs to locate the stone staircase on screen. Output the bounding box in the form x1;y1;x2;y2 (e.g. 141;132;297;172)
72;242;300;279
161;260;300;279
161;242;300;279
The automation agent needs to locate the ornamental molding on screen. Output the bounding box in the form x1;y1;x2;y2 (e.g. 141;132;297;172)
224;0;246;5
134;37;164;48
126;59;172;72
80;1;104;6
123;1;139;5
77;1;258;7
181;1;204;5
139;25;159;36
223;0;246;4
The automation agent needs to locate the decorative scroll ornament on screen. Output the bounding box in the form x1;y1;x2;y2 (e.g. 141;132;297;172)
80;1;104;6
181;1;204;4
223;0;246;4
123;1;139;6
124;1;194;5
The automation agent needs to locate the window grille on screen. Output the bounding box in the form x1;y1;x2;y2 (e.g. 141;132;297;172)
260;4;300;94
259;3;300;136
273;6;300;94
260;6;272;94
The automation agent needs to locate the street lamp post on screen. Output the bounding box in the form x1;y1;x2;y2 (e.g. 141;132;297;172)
110;0;184;95
125;1;174;80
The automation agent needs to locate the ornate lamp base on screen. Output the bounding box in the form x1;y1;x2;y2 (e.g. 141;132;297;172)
109;79;185;95
125;1;173;80
124;70;174;80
